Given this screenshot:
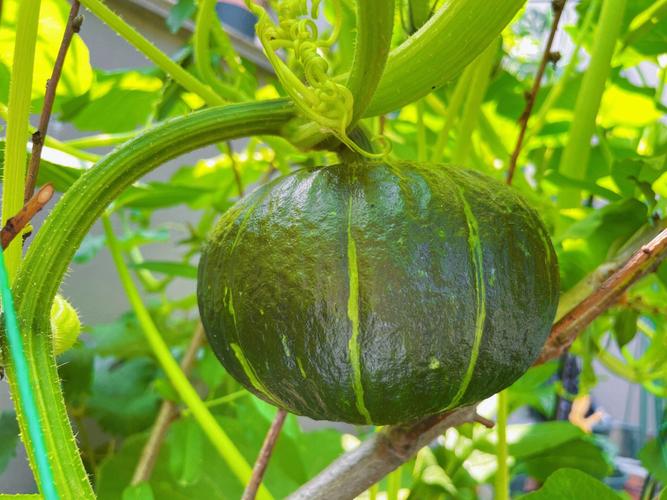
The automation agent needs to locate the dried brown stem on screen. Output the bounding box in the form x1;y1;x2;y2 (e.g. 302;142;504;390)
0;184;55;249
535;227;667;363
242;409;288;500
130;323;206;485
289;225;667;500
506;0;566;185
24;0;82;203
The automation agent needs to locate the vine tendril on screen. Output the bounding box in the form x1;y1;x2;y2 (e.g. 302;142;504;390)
246;0;388;158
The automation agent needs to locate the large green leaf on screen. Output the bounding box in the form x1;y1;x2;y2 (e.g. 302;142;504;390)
640;437;667;483
60;70;163;133
513;438;612;481
96;398;343;499
0;0;92;107
87;358;161;435
518;468;621;499
0;412;19;475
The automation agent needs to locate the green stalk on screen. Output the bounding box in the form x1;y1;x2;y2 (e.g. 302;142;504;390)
63;131;137;149
78;0;225;106
365;0;523;116
103;215;272;500
8;100;294;499
416;100;427;162
193;0;245;101
452;41;497;165
1;0;41;280
524;0;601;144
431;64;475;163
558;0;627;208
495;390;509;500
345;0;394;126
386;466;401;500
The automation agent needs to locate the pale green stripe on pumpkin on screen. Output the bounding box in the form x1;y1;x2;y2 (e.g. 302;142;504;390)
346;197;372;424
446;187;487;409
230;342;281;406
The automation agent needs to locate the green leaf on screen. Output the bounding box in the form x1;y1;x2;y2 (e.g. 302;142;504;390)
58;345;94;407
115;183;215;210
166;0;197;33
0;0;93;107
513;438;612;481
639;437;667;483
90;312;193;359
518;468;621;499
130;261;198;279
613;309;639;348
0;412;19;475
87;358;160;436
122;482;155;500
73;234;106;264
507;362;558;416
60;70;163;133
168;418;204;486
476;421;585;459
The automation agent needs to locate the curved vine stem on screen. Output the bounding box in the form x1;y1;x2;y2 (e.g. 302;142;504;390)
365;0;524;116
344;0;395;127
8;100;294;499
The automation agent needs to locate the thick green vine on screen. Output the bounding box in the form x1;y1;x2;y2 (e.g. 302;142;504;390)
6;100;294;498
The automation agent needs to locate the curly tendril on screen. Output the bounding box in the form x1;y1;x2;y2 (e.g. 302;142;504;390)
245;0;388;158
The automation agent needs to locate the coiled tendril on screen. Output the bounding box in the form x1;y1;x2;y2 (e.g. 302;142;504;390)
246;0;388;157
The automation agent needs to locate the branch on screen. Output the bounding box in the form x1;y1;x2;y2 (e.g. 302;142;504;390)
506;0;566;185
25;1;82;202
535;227;667;363
289;225;667;500
286;407;478;500
242;409;287;500
130;323;206;485
0;184;54;249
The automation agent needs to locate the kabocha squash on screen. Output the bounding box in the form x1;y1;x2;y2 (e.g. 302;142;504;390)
197;160;559;425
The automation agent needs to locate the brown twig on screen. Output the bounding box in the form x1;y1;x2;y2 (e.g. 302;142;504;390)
473;414;495;429
130;323;206;485
242;409;288;500
535;227;667;363
24;1;82;203
287;407;477;500
506;0;566;185
289;224;667;500
0;184;55;249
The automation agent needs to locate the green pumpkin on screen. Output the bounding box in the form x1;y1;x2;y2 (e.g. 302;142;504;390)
197;160;559;425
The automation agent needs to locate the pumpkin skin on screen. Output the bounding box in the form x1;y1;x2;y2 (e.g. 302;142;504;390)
197;160;559;425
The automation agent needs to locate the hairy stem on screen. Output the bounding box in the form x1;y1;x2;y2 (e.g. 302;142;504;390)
8;100;293;500
558;0;627;207
79;0;225;106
